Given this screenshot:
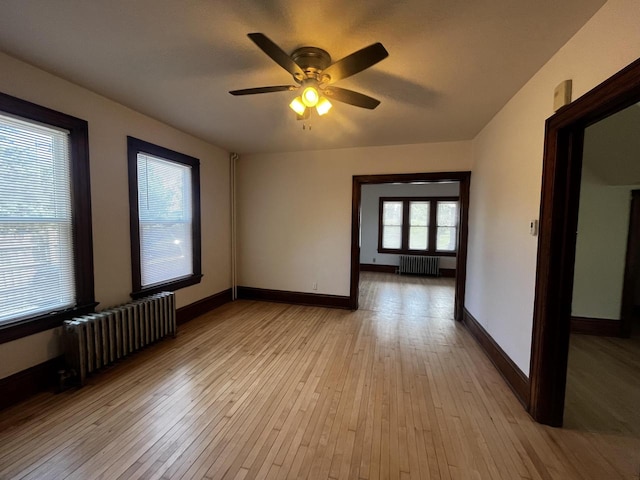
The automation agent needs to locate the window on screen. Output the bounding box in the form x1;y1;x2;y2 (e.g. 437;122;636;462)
381;201;403;249
436;200;458;252
378;197;459;256
0;92;94;343
409;201;430;250
127;137;201;297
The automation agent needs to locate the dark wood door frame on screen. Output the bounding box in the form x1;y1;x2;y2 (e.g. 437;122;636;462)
620;189;640;338
529;56;640;426
350;171;471;320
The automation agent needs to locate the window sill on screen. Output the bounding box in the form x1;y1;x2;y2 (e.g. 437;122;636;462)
131;274;203;299
0;303;99;345
377;249;457;257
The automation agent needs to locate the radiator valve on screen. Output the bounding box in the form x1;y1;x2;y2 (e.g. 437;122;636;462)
57;368;77;392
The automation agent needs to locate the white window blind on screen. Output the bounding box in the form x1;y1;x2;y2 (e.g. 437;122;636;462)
0;112;74;324
137;153;193;287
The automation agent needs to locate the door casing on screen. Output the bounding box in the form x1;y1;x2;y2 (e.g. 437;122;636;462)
350;171;471;321
529;57;640;426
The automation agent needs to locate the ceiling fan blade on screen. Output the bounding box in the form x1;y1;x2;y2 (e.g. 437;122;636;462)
229;85;297;95
323;86;381;109
247;33;305;79
321;43;388;84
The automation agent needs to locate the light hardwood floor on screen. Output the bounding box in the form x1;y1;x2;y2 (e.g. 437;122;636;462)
0;271;638;479
565;331;640;437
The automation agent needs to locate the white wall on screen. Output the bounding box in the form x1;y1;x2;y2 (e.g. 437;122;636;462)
0;52;231;379
572;167;638;319
237;142;472;295
360;182;459;269
466;0;640;375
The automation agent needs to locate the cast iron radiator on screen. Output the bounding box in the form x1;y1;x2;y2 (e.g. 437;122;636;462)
63;291;176;385
399;255;440;276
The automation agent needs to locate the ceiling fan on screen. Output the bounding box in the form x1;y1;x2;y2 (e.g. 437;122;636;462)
229;33;389;119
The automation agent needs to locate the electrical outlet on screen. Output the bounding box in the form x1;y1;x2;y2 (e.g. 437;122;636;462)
373;258;376;263
312;282;318;290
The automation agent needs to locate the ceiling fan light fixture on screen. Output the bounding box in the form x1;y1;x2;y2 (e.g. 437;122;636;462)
316;97;332;116
301;86;319;107
289;96;306;115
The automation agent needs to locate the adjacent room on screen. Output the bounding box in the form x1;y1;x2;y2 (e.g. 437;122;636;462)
1;0;639;478
564;102;640;437
358;180;459;317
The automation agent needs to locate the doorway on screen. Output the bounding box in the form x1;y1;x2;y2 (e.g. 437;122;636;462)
562;103;640;436
529;57;640;426
349;172;471;320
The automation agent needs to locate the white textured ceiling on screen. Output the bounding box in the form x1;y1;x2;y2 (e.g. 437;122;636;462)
0;0;605;154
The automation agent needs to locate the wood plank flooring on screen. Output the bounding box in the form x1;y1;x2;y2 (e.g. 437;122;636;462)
565;331;640;437
0;272;638;479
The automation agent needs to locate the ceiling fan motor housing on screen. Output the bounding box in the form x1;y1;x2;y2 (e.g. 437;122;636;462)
291;47;331;81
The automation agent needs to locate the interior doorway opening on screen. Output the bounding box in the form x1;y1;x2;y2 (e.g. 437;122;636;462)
561;102;640;438
350;172;471;321
529;57;640;427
